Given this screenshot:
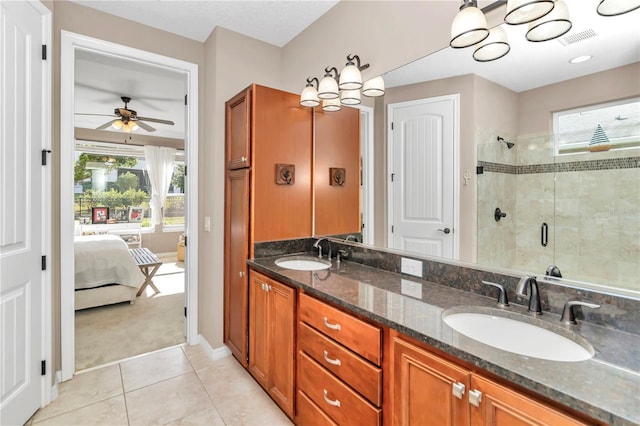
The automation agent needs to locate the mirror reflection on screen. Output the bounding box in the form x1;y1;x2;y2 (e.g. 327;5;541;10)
323;1;640;295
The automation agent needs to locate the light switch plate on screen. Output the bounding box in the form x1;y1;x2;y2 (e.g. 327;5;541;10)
204;216;211;232
401;258;423;278
401;279;423;299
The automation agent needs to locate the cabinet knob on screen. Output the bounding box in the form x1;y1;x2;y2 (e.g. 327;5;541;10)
323;317;342;331
239;271;244;278
469;389;483;407
452;382;465;399
241;156;247;162
323;389;341;407
323;350;342;366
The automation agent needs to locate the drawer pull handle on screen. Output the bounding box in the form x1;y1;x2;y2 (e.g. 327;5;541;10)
323;389;341;407
323;317;342;331
323;350;342;366
469;389;483;407
452;382;465;399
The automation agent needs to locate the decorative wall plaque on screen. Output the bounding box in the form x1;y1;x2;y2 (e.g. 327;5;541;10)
276;163;295;185
330;167;345;186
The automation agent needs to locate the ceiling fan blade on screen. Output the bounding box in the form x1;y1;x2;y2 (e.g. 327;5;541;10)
136;116;175;126
75;113;117;118
135;120;156;132
96;119;117;130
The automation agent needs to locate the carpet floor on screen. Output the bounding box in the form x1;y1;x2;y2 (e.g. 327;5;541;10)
75;257;185;371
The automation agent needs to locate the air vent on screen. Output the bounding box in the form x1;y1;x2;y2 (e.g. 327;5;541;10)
558;29;597;46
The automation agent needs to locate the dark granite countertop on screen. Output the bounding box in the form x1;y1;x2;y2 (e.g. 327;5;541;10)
248;254;640;426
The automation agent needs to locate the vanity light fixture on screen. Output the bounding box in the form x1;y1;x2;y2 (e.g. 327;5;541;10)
338;54;364;90
362;76;385;97
322;98;342;112
526;0;572;42
300;77;320;107
473;26;511;61
318;67;340;100
340;89;361;106
450;0;490;48
597;0;640;16
504;0;555;25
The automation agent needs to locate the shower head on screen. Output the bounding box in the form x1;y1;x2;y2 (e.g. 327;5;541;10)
497;136;515;149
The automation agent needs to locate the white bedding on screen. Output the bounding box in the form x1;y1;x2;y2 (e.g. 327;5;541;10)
74;234;144;290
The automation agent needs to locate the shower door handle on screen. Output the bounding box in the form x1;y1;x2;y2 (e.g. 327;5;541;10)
541;223;548;247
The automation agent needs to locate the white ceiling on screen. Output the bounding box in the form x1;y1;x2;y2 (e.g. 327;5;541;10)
74;0;640;141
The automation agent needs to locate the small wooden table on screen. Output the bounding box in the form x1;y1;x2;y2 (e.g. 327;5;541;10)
129;248;163;296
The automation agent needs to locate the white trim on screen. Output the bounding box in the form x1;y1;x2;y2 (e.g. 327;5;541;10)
386;94;460;260
60;31;199;381
198;335;232;361
353;105;374;244
34;0;53;408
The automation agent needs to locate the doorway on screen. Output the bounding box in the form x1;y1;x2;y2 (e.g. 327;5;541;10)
387;95;459;259
60;31;199;381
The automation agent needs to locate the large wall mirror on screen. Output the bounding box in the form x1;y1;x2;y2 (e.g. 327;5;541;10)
319;0;639;297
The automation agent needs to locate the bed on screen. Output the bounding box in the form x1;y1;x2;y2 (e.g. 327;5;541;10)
74;234;145;310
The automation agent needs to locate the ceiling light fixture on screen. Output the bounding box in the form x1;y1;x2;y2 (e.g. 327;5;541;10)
450;0;490;48
597;0;640;16
473;26;511;61
300;54;384;111
569;55;592;64
526;0;572;42
504;0;555;25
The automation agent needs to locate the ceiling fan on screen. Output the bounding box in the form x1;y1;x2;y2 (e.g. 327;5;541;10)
75;96;175;133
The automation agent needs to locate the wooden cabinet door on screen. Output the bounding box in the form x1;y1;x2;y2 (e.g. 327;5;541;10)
268;279;296;418
469;375;590;426
248;272;269;389
224;168;250;366
225;86;251;169
392;336;470;426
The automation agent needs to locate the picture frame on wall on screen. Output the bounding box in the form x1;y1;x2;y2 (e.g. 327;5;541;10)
115;208;129;223
91;207;109;224
128;206;144;223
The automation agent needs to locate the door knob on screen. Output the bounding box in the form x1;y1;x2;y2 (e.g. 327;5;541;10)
437;228;451;234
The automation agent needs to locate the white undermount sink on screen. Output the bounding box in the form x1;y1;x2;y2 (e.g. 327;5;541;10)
275;256;331;271
442;308;594;362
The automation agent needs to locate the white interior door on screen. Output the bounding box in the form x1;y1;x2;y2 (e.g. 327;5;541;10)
0;1;48;424
388;95;458;258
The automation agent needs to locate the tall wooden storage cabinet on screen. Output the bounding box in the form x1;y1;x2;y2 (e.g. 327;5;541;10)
224;84;313;366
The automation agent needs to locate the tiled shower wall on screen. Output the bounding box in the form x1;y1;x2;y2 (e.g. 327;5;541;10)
478;134;639;292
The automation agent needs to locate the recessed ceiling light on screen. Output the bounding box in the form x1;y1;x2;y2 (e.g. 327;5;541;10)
569;55;592;64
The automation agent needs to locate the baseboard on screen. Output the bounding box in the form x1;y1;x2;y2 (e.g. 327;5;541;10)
198;335;231;361
48;370;61;403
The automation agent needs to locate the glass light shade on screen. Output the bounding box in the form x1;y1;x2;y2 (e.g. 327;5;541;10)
362;76;385;97
473;26;511;62
318;75;339;99
597;0;640;16
300;85;320;107
450;5;490;48
123;121;139;133
504;0;555;24
322;98;341;112
111;119;123;130
340;89;361;106
526;0;572;42
339;64;363;90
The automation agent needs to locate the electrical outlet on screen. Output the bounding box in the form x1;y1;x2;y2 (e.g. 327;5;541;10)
204;216;211;232
401;257;423;278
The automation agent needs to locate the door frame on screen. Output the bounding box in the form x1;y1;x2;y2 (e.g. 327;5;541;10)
386;94;460;260
60;31;199;381
355;105;374;244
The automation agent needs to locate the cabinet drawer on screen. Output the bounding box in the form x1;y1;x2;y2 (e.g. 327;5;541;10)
299;293;381;365
296;390;338;426
298;351;381;426
299;322;382;406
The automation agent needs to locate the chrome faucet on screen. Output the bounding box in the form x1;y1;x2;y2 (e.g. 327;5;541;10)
345;235;359;242
313;238;332;260
516;276;542;315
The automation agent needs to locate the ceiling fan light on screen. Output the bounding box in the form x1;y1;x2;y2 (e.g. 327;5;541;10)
339;64;363;90
450;2;490;48
111;119;123;130
526;0;572;42
318;75;339;100
123;121;139;133
362;76;385;97
300;85;320;107
340;89;361;106
322;98;341;112
473;26;511;62
597;0;640;16
504;0;555;25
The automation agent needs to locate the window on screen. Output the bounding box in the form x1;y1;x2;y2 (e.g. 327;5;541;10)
553;98;640;155
163;163;185;228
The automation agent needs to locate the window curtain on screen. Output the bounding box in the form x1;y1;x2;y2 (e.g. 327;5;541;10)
144;146;176;226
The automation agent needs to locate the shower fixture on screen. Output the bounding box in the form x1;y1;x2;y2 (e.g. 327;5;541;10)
497;136;515;149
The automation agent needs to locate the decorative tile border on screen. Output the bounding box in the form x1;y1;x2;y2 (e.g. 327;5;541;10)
479;156;640;175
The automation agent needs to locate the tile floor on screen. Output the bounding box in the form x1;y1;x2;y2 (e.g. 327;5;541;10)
29;345;293;426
